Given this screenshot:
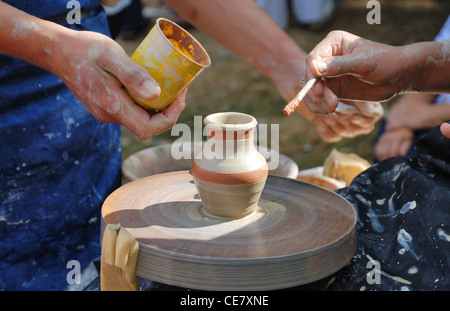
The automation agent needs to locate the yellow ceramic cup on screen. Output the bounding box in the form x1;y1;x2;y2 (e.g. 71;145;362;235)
128;18;211;111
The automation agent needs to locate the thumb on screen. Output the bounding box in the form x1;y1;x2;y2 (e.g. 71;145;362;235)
310;55;362;78
95;43;161;100
307;30;367;78
124;60;162;101
352;101;384;118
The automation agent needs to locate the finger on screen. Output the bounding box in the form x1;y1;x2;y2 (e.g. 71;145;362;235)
162;89;188;120
361;123;375;135
304;80;339;115
106;89;157;140
398;138;412;156
146;89;187;137
307;31;360;68
374;136;390;161
310;54;368;79
311;79;325;98
309;33;374;79
322;115;349;137
354;101;384;118
319;84;340;114
325;75;395;101
96;44;161;101
93;80;174;141
440;122;450;138
336;115;365;137
349;113;377;128
335;101;381;129
389;138;402;158
314;121;342;142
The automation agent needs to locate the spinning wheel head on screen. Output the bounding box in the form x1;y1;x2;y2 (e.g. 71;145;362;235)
102;171;357;290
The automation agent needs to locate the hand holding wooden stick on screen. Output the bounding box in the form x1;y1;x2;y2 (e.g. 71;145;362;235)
283;78;317;116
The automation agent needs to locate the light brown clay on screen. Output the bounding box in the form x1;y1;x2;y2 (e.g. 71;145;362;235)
103;113;356;290
122;142;299;182
191;112;269;218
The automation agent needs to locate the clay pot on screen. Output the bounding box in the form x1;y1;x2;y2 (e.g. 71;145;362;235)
191;112;269;218
121;142;298;182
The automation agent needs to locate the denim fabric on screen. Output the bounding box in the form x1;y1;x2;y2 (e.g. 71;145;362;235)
0;1;122;290
3;0;100;19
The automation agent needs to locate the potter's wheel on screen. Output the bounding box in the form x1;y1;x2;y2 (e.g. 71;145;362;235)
101;171;356;290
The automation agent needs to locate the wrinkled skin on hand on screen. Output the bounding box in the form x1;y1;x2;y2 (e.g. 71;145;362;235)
304;30;450;141
311;101;383;142
269;59;383;142
304;30;409;112
54;31;186;140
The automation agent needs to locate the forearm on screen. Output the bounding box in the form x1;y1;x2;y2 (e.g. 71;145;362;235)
0;2;73;74
401;40;450;93
164;0;307;96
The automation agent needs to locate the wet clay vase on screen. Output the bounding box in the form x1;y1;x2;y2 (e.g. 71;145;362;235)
191;112;269;218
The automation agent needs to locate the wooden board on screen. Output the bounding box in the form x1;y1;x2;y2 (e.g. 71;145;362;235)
102;171;357;290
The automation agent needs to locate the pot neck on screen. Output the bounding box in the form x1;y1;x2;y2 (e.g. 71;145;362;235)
206;126;255;141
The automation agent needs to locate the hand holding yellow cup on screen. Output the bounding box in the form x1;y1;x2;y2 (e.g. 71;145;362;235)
128;18;211;111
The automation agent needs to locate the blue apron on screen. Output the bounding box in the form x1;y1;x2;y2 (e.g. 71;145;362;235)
0;1;122;290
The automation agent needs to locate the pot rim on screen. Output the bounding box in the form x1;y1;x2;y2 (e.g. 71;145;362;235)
204;112;257;131
156;17;211;67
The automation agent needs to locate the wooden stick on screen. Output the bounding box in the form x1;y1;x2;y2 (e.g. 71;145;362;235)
283;78;317;116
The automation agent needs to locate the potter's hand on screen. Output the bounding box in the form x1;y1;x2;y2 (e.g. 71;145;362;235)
304;31;450;111
0;3;185;140
292;96;383;142
311;101;383;142
304;31;408;112
52;31;186;140
270;60;383;142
